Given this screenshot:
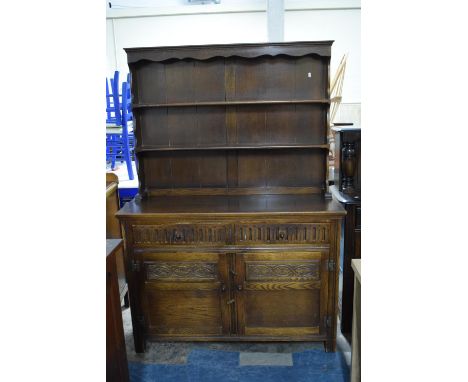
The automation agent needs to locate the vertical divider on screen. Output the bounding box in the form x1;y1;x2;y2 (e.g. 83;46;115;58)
225;58;238;189
325;57;331;193
227;252;237;335
218;252;231;335
234;252;245;335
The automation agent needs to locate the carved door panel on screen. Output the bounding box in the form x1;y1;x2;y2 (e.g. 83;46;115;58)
233;251;329;338
138;252;231;338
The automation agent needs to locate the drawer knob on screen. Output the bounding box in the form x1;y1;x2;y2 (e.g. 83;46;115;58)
237;284;243;291
221;283;226;292
174;231;183;241
279;231;286;239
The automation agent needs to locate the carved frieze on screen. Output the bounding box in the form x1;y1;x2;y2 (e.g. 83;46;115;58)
146;262;218;281
235;224;329;244
246;261;320;281
132;224;227;245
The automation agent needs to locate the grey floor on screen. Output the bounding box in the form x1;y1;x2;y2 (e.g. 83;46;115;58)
122;307;351;367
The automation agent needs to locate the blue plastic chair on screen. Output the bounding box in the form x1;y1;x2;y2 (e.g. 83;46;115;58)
106;72;121;170
106;80;134;180
106;79;113;123
117;72;135;158
106;71;122;126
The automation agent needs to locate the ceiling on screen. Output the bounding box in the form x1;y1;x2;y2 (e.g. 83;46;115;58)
108;0;268;9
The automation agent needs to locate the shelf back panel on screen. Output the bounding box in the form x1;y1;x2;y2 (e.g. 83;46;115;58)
135;104;327;148
141;149;326;193
133;55;328;105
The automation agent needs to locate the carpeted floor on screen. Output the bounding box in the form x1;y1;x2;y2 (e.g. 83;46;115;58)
122;308;351;382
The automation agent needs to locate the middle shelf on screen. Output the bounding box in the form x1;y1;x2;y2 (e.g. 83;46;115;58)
132;99;332;109
136;144;330;153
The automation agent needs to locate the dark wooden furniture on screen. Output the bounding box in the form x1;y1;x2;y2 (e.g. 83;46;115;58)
331;126;361;336
351;259;361;382
106;173;122;238
333;126;360;196
117;41;345;353
106;173;129;306
107;239;129;382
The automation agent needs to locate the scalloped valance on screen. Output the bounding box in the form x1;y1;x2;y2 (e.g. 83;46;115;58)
125;41;333;63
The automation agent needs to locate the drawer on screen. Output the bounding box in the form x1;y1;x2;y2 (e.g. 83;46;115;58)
131;223;228;246
234;223;330;245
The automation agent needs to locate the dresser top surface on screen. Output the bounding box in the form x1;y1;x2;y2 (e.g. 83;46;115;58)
125;40;333;51
116;194;345;218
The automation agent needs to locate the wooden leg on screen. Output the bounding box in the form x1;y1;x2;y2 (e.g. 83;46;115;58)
133;330;146;353
123;291;130;308
325;339;336;352
129;299;146;353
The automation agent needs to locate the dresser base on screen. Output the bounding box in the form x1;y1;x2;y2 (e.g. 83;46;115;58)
118;195;344;355
145;335;331;342
133;336;336;353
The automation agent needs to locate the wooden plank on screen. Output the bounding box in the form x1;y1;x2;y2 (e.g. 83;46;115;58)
245;281;322;291
245;327;319;336
146;186;324;196
132;99;331;108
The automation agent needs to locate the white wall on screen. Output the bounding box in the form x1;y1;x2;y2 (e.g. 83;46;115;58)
106;0;360;115
285;9;360;103
108;12;267;74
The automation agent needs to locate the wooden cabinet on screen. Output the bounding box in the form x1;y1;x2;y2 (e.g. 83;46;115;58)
118;42;345;353
234;251;330;338
107;239;129;382
119;202;344;352
132;248;333;341
331;126;361;336
340;202;361;335
106;173;122;239
106;173;128;307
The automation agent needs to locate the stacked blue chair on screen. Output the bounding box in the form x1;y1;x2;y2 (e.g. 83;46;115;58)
106;71;134;180
106;71;121;126
106;71;120;170
125;72;135;158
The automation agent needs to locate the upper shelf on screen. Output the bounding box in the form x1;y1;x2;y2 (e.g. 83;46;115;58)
132;99;331;109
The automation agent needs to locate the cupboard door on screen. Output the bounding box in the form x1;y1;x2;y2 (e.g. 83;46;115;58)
138;252;230;338
234;251;329;338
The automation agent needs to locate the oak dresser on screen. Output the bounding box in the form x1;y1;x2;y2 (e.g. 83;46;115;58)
116;41;346;352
